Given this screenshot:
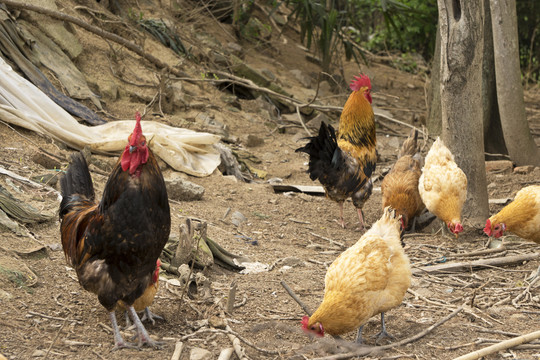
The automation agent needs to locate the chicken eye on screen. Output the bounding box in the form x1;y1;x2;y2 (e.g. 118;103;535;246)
310;326;316;330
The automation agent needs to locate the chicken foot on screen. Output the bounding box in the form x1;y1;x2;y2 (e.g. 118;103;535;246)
373;312;395;344
110;311;138;351
127;306;163;349
124;307;163;329
141;307;163;325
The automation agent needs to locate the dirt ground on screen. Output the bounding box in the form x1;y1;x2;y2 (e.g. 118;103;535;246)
1;1;540;359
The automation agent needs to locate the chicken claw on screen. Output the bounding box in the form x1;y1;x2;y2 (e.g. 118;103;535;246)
141;307;164;325
373;313;395;345
110;311;138;351
127;306;164;349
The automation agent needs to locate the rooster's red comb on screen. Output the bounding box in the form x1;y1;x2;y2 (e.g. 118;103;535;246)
484;219;492;236
130;112;143;146
156;258;161;268
350;73;371;92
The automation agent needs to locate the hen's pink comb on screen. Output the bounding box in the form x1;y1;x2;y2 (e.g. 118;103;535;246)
301;316;309;329
483;219;492;236
350;73;371;92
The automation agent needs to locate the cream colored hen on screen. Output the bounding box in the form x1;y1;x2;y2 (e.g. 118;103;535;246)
418;137;467;236
302;207;411;343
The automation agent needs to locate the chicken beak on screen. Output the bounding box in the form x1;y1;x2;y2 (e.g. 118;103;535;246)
129;145;136;153
454;232;459;239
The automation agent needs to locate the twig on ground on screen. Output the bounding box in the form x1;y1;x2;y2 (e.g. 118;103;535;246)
309;232;347;250
91;350;107;360
44;318;67;360
412;253;540;275
295;106;312;136
217;347;234;360
280;280;313;316
28;311;82;325
452;330;540;360
226;280;237;314
0;167;60;197
170;341;184;360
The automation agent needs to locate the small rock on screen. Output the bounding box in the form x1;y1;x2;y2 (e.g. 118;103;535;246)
0;289;12;301
290;69;312;88
260;68;276;81
47;243;62;251
208;315;226;329
165;177;205;201
226;42;243;56
32;153;61;170
279;256;303;267
231;211;247;227
244;134;264;147
267;177;283;185
485;160;513;174
513;165;535;174
279;265;292;273
190;347;212;360
98;80;118;101
306;113;330;131
32;350;46;357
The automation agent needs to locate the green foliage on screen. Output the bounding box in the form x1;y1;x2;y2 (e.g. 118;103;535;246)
283;0;435;72
285;0;363;72
351;0;438;62
517;0;540;84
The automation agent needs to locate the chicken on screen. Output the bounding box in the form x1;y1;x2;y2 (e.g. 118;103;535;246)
418;137;467;236
381;129;424;232
59;112;171;350
118;259;163;327
302;207;411;343
484;185;540;243
296;74;376;230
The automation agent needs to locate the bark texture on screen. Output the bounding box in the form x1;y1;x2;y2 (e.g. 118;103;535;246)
438;0;489;226
489;0;540;166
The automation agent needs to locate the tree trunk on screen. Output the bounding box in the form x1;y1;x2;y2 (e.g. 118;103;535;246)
482;0;507;158
490;0;540;166
437;0;489;226
426;24;442;137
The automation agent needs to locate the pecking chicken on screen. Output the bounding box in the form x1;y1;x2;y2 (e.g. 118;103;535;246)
296;74;376;230
302;207;411;343
381;129;424;232
418;137;467;237
118;259;163;327
59;112;171;350
484;185;540;243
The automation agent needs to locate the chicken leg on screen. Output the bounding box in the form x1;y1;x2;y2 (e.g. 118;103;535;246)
373;312;395;344
127;305;163;349
355;324;365;344
110;311;137;350
333;202;347;228
356;209;365;231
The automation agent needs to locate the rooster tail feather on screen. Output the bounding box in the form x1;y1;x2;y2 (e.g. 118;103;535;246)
295;122;342;182
60;152;95;219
